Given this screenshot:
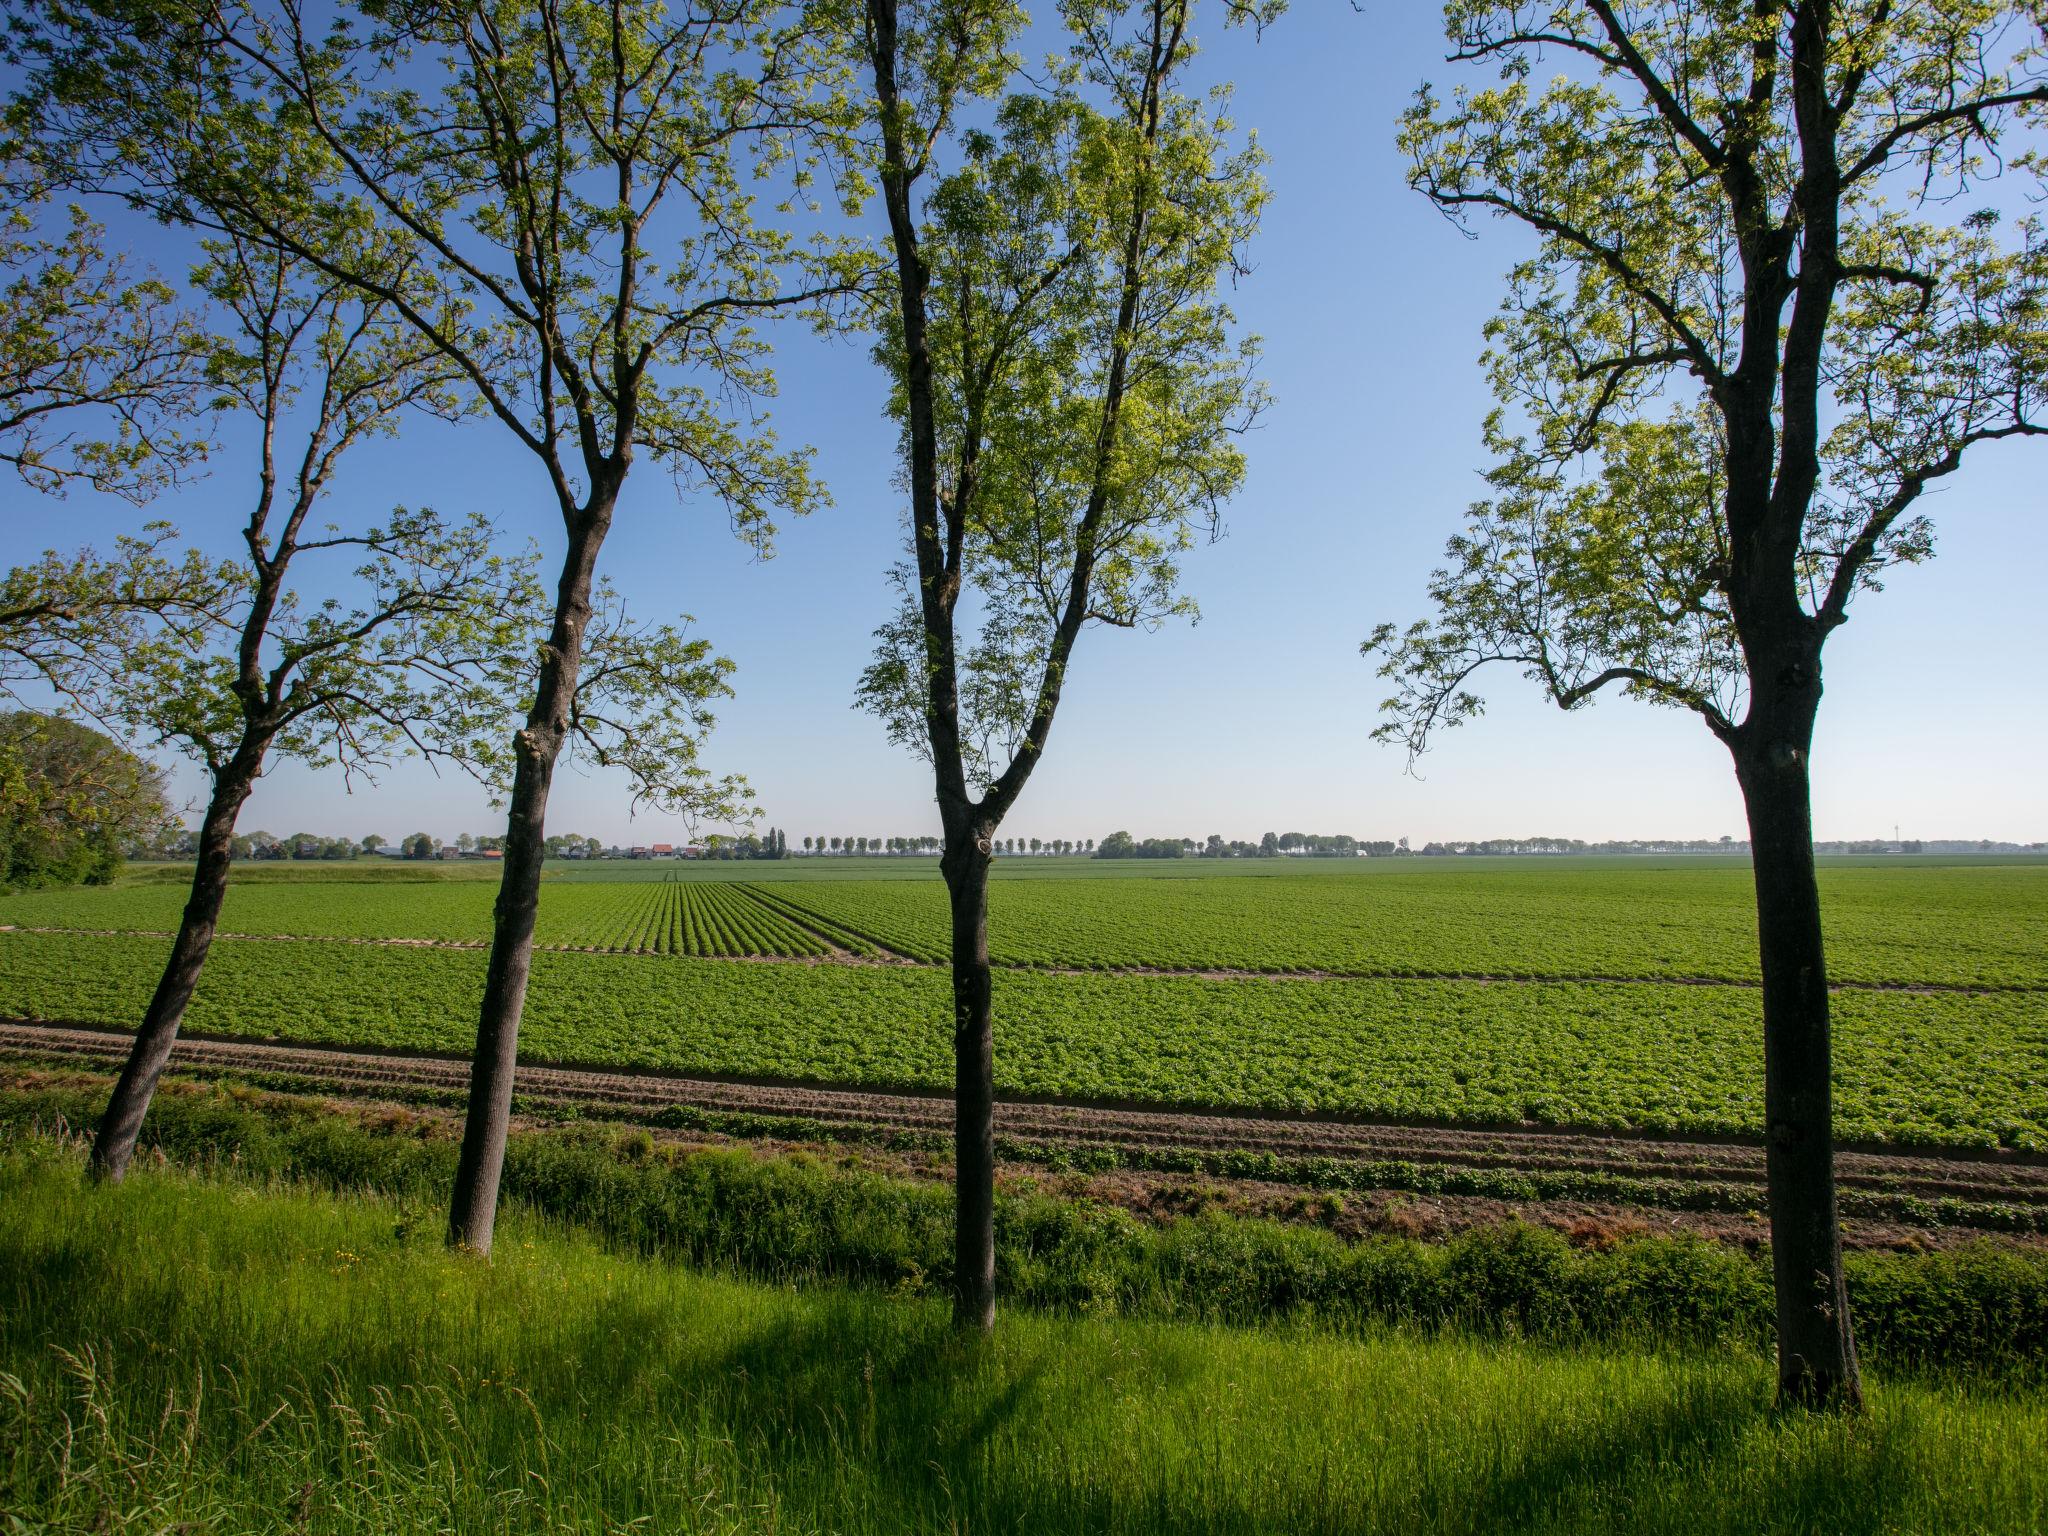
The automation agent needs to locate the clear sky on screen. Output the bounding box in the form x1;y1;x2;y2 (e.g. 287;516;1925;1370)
6;6;2044;849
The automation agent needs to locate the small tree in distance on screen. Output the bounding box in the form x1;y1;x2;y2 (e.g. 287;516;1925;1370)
1368;0;2045;1410
0;710;171;889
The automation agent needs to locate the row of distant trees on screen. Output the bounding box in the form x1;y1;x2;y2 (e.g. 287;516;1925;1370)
1097;831;1406;860
699;830;791;861
148;822;2027;865
800;836;1094;856
130;829;609;862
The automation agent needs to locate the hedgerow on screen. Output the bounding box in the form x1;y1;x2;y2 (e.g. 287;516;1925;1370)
1;1077;2040;1372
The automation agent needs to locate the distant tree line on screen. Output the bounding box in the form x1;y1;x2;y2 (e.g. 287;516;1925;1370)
798;836;1095;856
699;829;790;860
1097;831;1405;860
102;815;2043;867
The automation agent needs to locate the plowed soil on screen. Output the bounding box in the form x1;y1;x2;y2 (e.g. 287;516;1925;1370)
7;1019;2042;1253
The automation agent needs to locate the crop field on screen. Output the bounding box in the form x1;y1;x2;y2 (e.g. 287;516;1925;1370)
2;857;2043;1151
0;874;850;958
26;858;2046;988
760;864;2048;987
2;920;2045;1153
542;877;835;957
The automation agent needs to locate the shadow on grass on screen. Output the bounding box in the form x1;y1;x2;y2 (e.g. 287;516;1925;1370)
0;1169;1969;1536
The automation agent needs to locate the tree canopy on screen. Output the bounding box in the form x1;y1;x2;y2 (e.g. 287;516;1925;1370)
1368;1;2045;754
0;710;172;889
855;0;1268;806
0;165;214;500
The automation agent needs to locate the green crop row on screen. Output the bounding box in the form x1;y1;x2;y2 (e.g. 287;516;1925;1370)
735;883;885;957
762;864;2048;988
4;929;2042;1151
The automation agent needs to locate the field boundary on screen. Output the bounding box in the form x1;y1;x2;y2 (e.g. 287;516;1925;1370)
7;1021;2044;1250
6;1016;2042;1169
4;924;2039;996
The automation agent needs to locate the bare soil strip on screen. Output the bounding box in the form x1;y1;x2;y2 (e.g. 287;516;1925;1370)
5;1021;2042;1252
1;925;2033;995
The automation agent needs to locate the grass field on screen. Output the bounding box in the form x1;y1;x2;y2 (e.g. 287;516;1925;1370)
3;1148;2044;1535
3;856;2045;1150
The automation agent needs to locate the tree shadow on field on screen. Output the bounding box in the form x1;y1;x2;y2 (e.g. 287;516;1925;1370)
544;1283;1330;1536
0;1229;132;1352
1445;1368;1771;1536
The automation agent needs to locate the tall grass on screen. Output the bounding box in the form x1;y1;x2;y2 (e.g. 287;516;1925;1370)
3;1147;2044;1534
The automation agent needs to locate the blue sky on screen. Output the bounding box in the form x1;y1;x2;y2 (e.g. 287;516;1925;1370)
6;5;2044;848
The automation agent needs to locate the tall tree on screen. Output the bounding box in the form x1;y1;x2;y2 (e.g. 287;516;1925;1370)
12;0;857;1249
60;236;544;1182
855;0;1267;1329
1368;1;2045;1409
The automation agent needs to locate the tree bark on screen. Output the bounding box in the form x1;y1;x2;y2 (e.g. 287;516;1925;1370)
446;510;607;1254
941;829;995;1333
1731;660;1863;1410
90;764;257;1181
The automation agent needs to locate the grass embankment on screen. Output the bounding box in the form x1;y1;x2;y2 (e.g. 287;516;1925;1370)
3;1074;2044;1374
3;1148;2045;1535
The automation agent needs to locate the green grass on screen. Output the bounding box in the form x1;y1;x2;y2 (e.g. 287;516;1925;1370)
3;1149;2045;1534
4;928;2044;1148
8;1072;2042;1367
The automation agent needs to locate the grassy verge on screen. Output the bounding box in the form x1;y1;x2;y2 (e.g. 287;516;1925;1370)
3;1148;2045;1534
3;1074;2044;1374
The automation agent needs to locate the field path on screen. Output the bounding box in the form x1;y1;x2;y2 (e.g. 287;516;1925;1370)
5;1019;2043;1247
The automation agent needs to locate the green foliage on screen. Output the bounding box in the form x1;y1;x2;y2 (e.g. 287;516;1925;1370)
0;524;235;710
855;0;1266;806
11;0;868;822
564;581;755;822
0;711;171;890
4;1085;2045;1373
1368;2;2047;751
15;0;853;532
0;168;212;499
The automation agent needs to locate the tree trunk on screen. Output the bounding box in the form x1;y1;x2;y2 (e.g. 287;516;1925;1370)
446;513;606;1254
941;831;996;1333
90;767;256;1182
1732;671;1863;1411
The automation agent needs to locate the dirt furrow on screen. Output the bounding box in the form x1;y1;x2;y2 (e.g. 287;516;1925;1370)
7;1020;2043;1222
